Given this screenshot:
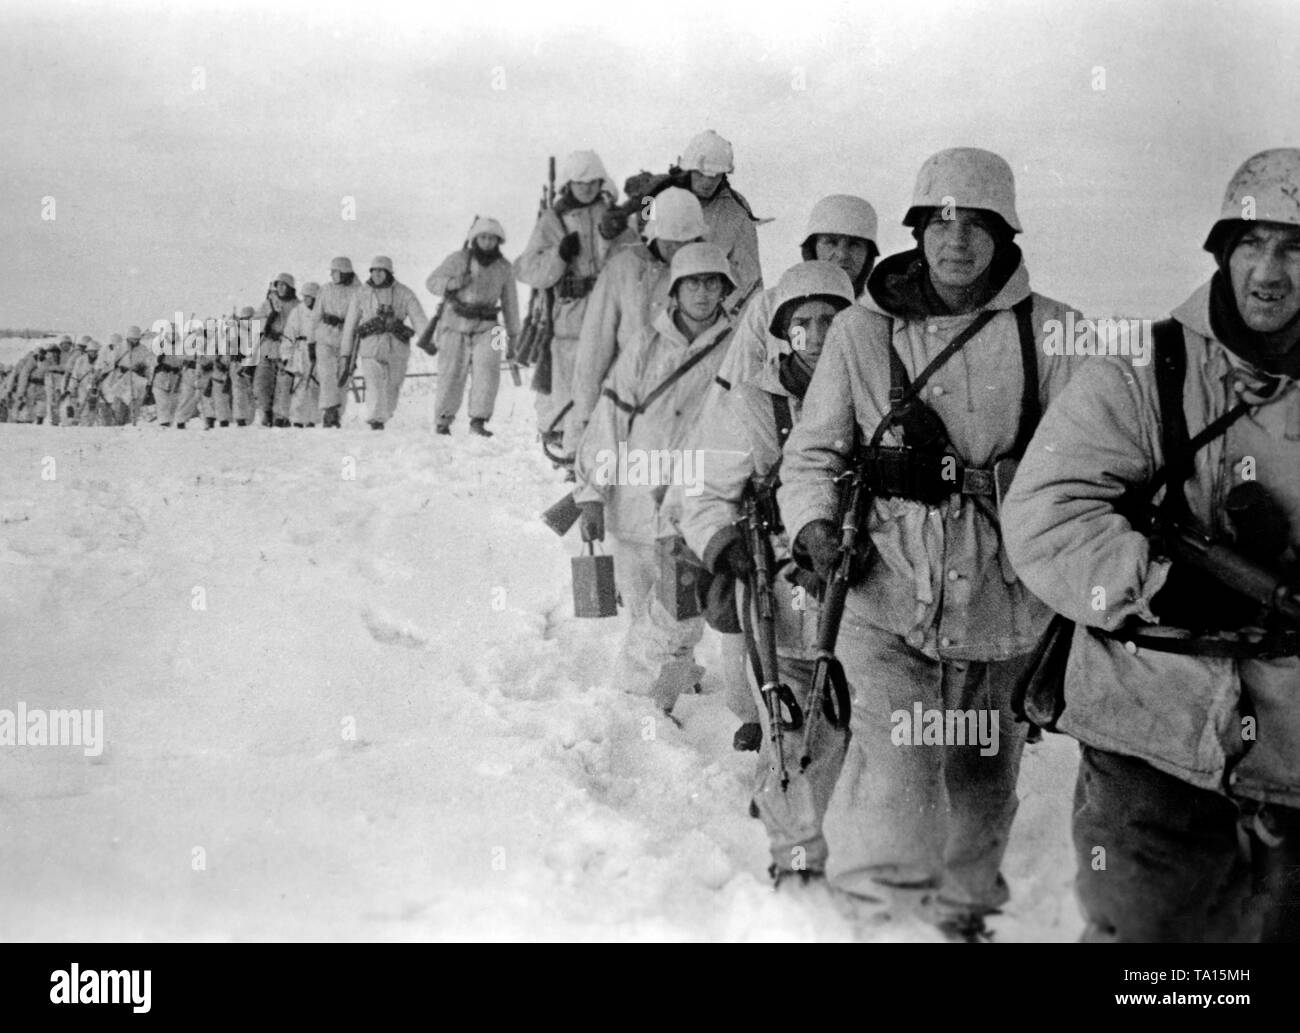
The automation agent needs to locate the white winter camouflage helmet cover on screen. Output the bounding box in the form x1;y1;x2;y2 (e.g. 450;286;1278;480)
668;242;735;294
370;255;394;273
802;195;879;248
1204;148;1300;253
126;325;143;341
466;217;507;244
238;306;256;318
680;130;735;176
330;256;353;274
274;272;296;289
302;281;320;297
767;261;856;339
903;147;1022;233
558;150;615;196
643;187;708;243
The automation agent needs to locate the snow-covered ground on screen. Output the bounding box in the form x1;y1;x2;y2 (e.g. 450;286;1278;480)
0;369;1083;942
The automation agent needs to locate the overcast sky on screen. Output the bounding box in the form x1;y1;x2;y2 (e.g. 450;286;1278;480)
3;0;1299;337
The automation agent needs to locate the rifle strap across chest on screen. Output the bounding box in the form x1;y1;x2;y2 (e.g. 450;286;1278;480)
603;327;734;431
884;297;1037;456
1149;318;1253;519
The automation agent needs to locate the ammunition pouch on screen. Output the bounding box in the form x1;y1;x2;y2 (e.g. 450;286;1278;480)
320;313;345;328
356;315;415;342
555;273;597;301
861;446;996;506
450;298;502;322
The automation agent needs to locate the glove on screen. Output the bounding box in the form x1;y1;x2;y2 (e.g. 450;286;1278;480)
718;539;754;579
599;208;629;240
793;519;842;584
558;232;581;262
784;562;826;601
1150;561;1262;630
578;502;605;543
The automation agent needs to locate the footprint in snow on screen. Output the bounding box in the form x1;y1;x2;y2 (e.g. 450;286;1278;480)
361;606;428;648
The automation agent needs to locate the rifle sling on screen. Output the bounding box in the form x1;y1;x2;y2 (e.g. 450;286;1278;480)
603;327;733;430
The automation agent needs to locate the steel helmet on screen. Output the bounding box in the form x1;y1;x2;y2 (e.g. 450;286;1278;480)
767;261;856;339
238;306;255;318
126;325;143;341
86;338;100;351
109;333;124;346
802;195;879;249
668;242;735;295
903;147;1022;233
466;216;506;244
1204;148;1300;254
680;130;735;176
557;150;615;196
330;256;353;274
274;272;295;289
59;334;72;345
302;281;320;297
370;255;393;273
643;187;708;244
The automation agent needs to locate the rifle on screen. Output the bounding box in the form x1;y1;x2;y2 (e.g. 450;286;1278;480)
1145;506;1300;631
798;455;863;768
415;243;474;357
739;480;804;792
519;157;557;378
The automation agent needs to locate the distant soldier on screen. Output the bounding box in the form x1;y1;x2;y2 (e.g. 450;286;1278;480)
574;242;739;718
339;256;428;430
282;282;320;427
569;187;708;444
41;342;66;425
198;317;237;429
312;257;362;428
231;306;259;426
170;322;205;429
426;217;520;436
101;326;154;425
152;324;188;428
675;129;763;307
254;274;299;427
518;150;635;454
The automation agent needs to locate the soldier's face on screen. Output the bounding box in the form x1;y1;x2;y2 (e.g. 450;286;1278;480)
690;171;723;200
570;179;601;205
786;299;839;363
676;274;726;321
275;281;292;299
474;233;502;251
923;209;996;289
814;234;872;281
1229;223;1300;334
371;268;390;286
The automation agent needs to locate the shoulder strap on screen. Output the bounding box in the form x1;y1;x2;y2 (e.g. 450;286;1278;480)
1148;318;1253;515
772;393;793;446
1009;298;1041;459
635;327;734;417
875;309;996;447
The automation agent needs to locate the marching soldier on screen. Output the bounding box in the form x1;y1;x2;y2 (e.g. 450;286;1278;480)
101;326;154;425
426;217;520;436
718;194;879;391
518;150;635;454
283;282;320;427
778;148;1079;939
1004;149;1300;943
574;242;739;718
675;130;763;307
232;306;259;426
339;256;428;430
254;274;299;427
312;257;362;428
569;187;708;444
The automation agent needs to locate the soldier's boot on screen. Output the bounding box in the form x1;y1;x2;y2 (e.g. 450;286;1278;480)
322;405;341;428
275;417;290;428
368;420;384;431
236;419;248;426
219;420;229;427
469;418;493;438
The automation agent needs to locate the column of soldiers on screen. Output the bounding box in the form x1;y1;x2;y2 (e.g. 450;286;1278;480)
3;129;1296;945
560;134;1300;945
